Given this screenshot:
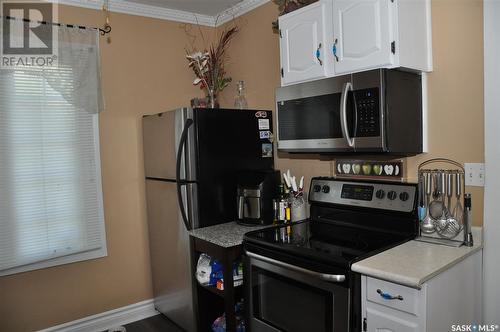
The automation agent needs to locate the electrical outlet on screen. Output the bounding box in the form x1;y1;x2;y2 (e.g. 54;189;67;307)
464;163;485;187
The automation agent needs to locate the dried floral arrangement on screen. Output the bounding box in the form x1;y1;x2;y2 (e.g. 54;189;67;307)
271;0;318;33
184;24;238;107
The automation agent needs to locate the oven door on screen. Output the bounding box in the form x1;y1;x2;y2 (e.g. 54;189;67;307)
245;250;349;332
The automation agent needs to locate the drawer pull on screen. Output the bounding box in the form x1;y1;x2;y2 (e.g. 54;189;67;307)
377;289;404;301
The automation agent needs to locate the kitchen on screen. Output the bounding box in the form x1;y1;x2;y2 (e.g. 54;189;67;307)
0;0;497;332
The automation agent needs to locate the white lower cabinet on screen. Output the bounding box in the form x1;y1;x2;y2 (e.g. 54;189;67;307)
362;276;426;332
366;307;420;332
361;250;482;332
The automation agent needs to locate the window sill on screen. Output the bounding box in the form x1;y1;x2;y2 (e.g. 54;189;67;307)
0;245;108;277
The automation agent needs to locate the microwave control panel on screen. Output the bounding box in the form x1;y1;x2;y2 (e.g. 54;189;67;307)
354;88;380;137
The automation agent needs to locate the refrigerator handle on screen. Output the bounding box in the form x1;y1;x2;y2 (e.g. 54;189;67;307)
176;118;194;231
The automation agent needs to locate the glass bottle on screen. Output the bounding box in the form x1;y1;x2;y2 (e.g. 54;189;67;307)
234;80;248;109
272;199;279;226
278;184;286;224
273;199;280;242
285;205;291;239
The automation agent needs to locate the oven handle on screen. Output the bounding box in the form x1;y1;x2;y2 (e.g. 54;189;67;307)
340;82;355;148
246;250;346;283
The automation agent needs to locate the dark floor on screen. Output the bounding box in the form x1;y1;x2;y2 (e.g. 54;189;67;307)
108;314;185;332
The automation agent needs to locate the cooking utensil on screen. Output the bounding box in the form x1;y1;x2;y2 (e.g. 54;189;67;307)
464;193;473;246
418;174;427;221
436;171;461;238
443;172;465;239
452;173;463;225
283;172;291;188
291;176;298;193
436;171;449;230
421;172;435;234
429;172;445;220
446;172;458;230
416;158;466;246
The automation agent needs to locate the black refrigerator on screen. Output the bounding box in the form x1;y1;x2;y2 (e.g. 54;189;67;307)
142;108;274;331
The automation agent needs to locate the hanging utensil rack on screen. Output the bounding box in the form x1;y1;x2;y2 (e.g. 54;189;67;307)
416;158;466;247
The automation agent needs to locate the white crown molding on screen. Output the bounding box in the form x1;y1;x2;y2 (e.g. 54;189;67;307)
216;0;270;26
53;0;270;27
38;299;158;332
55;0;216;26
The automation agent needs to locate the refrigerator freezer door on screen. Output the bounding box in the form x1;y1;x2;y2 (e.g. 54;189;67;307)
142;108;196;181
145;179;195;332
194;109;274;228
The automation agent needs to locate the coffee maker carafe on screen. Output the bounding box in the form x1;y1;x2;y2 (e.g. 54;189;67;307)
237;170;280;226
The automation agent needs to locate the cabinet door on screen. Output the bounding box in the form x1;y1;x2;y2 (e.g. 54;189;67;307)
366;307;420;332
279;1;329;85
332;0;395;74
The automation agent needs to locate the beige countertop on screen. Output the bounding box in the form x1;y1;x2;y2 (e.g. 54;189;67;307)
351;227;483;289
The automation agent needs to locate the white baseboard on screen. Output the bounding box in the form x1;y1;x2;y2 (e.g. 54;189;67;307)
39;299;159;332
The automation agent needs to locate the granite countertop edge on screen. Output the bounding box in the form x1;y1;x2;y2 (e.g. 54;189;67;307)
351;227;484;289
189;221;272;248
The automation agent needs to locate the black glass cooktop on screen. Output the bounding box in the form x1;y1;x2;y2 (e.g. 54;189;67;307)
244;219;411;268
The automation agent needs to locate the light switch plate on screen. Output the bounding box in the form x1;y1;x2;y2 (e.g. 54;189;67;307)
464;163;485;187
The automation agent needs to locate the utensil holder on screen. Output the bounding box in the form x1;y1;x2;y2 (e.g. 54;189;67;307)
291;194;307;222
416;158;467;247
291;194;308;244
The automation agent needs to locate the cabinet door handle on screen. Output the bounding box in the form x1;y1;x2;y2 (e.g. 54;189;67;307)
332;38;339;62
377;289;404;301
316;43;323;66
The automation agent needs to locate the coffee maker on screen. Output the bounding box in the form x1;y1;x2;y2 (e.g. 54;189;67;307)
236;170;280;226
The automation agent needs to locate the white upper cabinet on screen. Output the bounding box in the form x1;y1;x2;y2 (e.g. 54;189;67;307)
278;0;433;86
332;0;394;75
279;1;333;86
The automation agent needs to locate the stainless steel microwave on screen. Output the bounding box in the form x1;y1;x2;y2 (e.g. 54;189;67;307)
276;69;423;155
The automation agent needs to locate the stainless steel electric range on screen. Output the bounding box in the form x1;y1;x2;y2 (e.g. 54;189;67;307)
243;177;419;332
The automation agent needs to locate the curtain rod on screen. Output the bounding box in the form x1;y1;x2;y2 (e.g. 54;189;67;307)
1;15;112;35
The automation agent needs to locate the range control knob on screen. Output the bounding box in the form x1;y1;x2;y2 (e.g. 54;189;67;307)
375;189;385;199
313;184;322;193
387;191;398;200
399;192;410;202
322;185;330;194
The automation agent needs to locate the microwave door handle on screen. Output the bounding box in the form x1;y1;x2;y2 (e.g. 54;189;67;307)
246;250;346;283
341;82;355;147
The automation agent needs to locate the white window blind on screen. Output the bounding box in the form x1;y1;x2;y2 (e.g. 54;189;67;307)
0;25;106;276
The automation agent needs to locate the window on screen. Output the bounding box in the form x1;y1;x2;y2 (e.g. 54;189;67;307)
0;26;106;276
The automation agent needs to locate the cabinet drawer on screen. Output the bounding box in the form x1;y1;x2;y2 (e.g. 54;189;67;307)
366;307;420;332
366;277;422;316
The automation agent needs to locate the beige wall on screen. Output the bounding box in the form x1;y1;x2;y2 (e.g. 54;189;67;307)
0;0;485;331
220;0;484;225
0;6;210;332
